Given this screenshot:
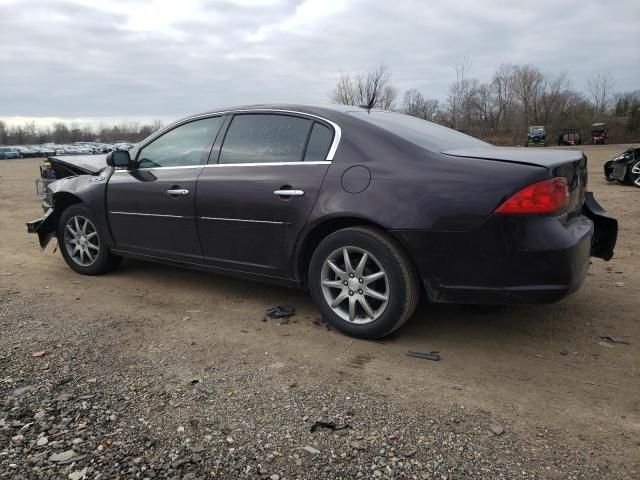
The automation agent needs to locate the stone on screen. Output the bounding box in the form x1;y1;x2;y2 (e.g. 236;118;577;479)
49;450;76;463
302;445;321;454
68;468;88;480
37;436;49;446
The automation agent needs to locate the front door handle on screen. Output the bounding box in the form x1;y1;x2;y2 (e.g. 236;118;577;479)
166;189;189;197
274;189;304;197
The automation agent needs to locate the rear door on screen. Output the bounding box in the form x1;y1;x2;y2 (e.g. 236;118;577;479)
195;112;335;279
107;116;224;263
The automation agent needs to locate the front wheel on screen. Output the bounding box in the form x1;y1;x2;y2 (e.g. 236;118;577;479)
308;226;420;339
57;204;122;275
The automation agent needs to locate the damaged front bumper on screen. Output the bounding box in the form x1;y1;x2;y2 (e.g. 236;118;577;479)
26;207;56;249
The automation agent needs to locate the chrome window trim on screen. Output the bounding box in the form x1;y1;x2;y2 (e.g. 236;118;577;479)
109;211;188;219
129;109;342;162
199;216;288;225
111;160;331;173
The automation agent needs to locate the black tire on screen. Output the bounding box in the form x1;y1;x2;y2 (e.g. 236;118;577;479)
56;204;122;275
308;226;420;339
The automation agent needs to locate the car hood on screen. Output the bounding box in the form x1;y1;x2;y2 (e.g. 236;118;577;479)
442;147;583;169
48;154;107;177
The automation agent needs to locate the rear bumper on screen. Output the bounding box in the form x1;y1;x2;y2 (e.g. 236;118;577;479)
391;194;617;305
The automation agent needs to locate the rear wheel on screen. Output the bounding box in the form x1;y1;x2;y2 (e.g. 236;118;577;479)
57;204;121;275
308;226;420;339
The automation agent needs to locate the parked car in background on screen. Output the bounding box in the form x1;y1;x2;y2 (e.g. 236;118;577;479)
526;126;546;146
0;147;22;159
16;146;39;158
591;123;608;144
26;104;618;339
557;128;581;146
604;147;640;187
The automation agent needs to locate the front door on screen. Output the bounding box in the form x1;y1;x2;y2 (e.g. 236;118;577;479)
195;113;335;279
107;116;224;263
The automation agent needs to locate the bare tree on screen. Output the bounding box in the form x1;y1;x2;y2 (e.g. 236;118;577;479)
586;73;614;113
402;89;439;120
0;120;8;145
331;64;397;110
490;64;517;131
446;59;473;129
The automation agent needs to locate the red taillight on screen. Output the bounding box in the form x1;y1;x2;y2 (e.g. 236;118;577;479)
495;178;569;215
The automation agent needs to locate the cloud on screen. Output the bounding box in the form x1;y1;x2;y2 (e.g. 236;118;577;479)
0;0;638;122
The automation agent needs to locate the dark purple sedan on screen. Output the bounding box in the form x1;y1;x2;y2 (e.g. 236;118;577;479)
27;105;618;339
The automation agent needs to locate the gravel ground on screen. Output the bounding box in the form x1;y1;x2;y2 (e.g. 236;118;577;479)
0;293;617;480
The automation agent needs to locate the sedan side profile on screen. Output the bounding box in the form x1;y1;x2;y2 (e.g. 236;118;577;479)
27;104;618;339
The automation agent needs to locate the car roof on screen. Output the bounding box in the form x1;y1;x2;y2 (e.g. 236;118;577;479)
179;103;370;124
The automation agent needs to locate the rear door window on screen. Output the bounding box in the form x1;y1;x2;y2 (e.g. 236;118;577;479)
219;114;311;164
304;123;333;162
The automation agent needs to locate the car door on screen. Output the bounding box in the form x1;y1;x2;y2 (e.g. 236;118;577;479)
195;112;336;279
107;116;224;263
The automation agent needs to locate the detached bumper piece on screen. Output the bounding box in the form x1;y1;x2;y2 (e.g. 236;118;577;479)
582;192;618;260
26;218;43;234
25;208;56;249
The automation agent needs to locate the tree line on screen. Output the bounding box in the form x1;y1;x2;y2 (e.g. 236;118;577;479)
2;63;638;146
331;63;640;144
0;119;165;146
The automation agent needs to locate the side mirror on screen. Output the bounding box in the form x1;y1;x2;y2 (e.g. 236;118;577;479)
106;150;131;169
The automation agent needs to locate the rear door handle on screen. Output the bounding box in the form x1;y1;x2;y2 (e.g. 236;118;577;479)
166;189;189;197
274;189;304;197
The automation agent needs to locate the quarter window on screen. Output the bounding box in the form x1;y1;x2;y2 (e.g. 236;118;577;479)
304;122;333;162
137;117;223;168
219;114;311;164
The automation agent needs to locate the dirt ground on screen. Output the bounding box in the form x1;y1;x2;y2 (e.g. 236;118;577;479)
1;144;639;479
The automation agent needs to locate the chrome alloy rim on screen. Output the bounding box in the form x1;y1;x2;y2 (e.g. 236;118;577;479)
63;215;100;266
631;161;640;187
320;246;389;324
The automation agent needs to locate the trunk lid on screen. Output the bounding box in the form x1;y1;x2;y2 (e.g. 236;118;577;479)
443;147;588;219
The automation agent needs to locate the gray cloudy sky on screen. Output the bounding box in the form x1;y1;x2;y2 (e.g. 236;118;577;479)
1;0;639;125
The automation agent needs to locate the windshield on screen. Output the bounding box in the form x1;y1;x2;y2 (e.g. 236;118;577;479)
529;127;545;135
348;110;490;152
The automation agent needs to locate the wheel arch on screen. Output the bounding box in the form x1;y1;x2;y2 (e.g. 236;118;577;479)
294;216;416;287
48;191;84;234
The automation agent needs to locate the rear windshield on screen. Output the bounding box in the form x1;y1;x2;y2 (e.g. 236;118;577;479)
348;110;490;152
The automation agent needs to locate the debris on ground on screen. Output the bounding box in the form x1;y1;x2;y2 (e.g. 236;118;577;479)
407;350;441;361
31;350;46;358
264;305;296;324
301;445;321;454
310;420;350;433
490;425;505;436
312;318;332;330
600;335;631;345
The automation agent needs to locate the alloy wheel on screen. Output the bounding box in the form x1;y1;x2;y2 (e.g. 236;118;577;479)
63;215;100;267
631;161;640;187
320;246;389;324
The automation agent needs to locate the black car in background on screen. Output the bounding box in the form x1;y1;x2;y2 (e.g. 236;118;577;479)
27;105;618;339
604;147;640;187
